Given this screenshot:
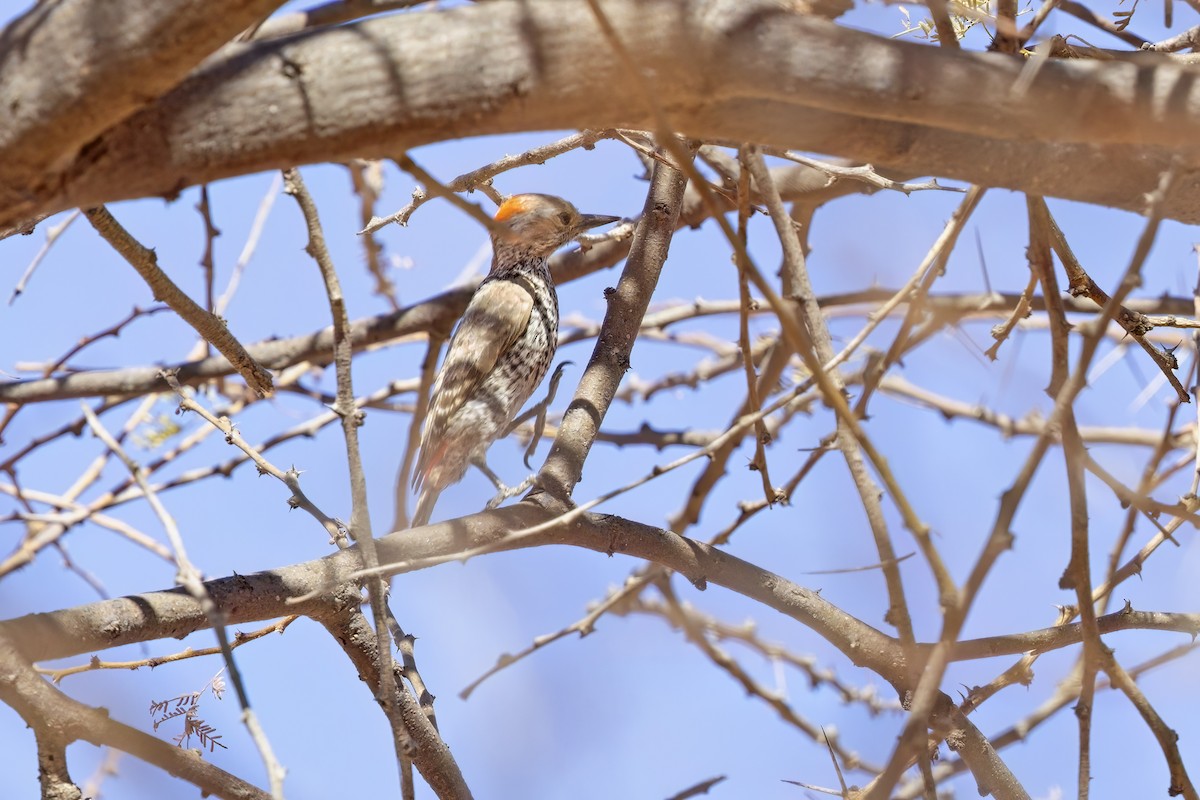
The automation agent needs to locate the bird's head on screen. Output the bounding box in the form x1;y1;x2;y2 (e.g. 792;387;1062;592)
491;194;620;260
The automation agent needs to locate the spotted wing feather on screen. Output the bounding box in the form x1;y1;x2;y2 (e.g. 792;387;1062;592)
413;279;534;491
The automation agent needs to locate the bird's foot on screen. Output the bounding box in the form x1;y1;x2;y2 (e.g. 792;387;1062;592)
485;473;538;510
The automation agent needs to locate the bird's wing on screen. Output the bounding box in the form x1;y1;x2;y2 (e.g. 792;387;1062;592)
413;279;534;489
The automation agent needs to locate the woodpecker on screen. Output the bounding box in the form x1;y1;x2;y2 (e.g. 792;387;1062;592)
410;193;620;527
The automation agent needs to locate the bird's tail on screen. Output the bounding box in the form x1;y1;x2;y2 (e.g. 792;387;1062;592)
410;487;440;529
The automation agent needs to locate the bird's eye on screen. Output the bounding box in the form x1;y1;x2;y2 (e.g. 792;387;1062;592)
557;212;572;225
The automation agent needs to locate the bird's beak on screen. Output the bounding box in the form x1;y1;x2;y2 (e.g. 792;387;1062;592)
575;213;621;235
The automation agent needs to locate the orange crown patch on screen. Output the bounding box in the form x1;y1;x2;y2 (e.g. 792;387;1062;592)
494;195;536;221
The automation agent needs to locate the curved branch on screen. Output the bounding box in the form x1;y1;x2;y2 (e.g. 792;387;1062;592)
1;501;905;686
7;0;1200;227
5;501;1196;704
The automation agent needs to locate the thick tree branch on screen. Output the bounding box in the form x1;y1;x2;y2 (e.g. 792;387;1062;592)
0;0;286;211
5;498;1196;713
8;0;1200;227
1;502;904;683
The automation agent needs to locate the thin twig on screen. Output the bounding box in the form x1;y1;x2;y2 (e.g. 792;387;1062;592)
213;173;282;318
387;153;509;240
83;205;274;396
657;578;877;772
8;209;79;304
80;404;287;799
1058;0;1149;47
162;370;346;543
1038;199;1189;403
282;168;422;796
345;159;399;309
1027;195;1100;800
985;272;1037;361
39;617;298;682
1100;646;1198;799
196;185;219;316
735;146;779;505
765;149;962;195
745;148;934;681
365;130;617;233
866;164;1180;800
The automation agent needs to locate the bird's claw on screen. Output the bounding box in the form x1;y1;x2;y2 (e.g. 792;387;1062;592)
485;473;538;509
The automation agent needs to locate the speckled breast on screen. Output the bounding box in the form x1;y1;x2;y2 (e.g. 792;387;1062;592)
479;264;559;426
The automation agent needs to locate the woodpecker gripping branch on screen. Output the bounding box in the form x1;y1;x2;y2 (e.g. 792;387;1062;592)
410;194;619;527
